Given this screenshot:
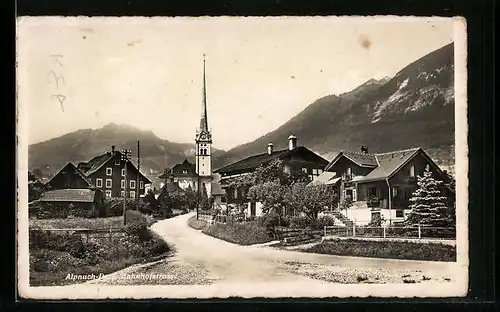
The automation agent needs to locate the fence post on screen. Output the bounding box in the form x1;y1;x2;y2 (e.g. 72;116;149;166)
353;223;356;237
383;226;386;239
109;226;112;243
324;225;326;237
418;225;421;240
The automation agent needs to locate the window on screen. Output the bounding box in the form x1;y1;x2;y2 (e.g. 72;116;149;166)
114;158;120;165
120;191;125;197
368;187;377;197
182;169;187;174
425;164;430;171
106;168;112;176
346;167;352;175
301;168;308;173
318;169;323;174
96;178;103;188
105;190;112;198
121;169;125;176
130;180;136;189
352;189;357;201
140;181;144;189
105;179;112;188
121;180;125;189
410;165;415;177
392;187;398;198
130;191;136;198
313;169;318;175
396;210;404;218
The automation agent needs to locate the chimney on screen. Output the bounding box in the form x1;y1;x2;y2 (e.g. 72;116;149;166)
361;145;368;154
111;145;116;153
267;143;274;155
288;135;297;150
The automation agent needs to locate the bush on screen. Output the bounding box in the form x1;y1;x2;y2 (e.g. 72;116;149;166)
125;221;152;242
203;222;273;245
317;215;337;228
288;215;311;229
126;210;147;224
187;216;208;230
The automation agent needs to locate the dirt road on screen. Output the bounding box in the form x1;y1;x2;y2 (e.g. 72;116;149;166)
87;213;460;287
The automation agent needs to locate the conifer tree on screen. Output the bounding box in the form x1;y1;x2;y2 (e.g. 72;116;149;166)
405;167;454;227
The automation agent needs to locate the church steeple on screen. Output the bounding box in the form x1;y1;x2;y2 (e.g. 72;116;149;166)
199;53;209;133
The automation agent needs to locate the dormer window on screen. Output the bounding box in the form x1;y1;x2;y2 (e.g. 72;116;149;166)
183;169;187;174
114;158;120;165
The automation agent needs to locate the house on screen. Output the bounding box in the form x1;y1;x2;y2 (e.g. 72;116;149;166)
45;162;95;190
215;135;329;217
158;159;198;191
323;146;451;225
37;188;105;217
77;146;152;200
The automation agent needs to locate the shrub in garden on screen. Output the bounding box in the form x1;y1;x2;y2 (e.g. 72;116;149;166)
317;215;337;228
203;222;273;245
125;220;152;242
288;215;310;229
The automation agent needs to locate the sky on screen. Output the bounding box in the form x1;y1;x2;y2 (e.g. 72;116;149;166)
18;16;455;150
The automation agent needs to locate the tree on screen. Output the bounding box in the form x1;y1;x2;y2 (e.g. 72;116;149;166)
286;183;338;221
248;181;289;215
199;183;210;210
405;168;455;227
28;171;45;202
143;189;159;212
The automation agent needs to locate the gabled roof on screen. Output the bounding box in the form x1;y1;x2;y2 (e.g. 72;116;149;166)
39;189;96;203
355;148;422;183
215;149;289;174
324;150;378;171
171;159;197;178
161;181;185;194
215;146;327;175
47;162;95;188
79;150;152;184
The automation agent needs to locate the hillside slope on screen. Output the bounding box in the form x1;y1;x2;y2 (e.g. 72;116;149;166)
214;42;455;171
29;123;224;179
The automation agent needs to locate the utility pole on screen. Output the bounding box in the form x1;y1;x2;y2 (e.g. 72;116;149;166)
122;149;132;225
136;140;140;211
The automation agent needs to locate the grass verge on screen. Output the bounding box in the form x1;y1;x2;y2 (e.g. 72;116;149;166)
299;239;456;262
187;216;208;230
202;221;273;246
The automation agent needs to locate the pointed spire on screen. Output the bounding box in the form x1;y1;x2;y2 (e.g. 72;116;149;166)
199;53;209;132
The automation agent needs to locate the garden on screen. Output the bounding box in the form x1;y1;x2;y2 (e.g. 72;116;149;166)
29;210;170;286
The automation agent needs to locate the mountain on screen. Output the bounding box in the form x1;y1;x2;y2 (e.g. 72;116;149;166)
214;42;455;172
28;123;225;179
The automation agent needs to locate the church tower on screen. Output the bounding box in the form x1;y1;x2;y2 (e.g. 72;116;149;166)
195;54;213;197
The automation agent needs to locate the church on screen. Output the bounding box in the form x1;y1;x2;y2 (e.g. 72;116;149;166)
160;55;224;205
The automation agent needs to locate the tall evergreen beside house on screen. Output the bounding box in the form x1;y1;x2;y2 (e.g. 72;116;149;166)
405;167;454;227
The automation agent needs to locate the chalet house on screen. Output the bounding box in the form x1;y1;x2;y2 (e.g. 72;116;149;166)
158;159;198;190
37;189;105;217
323;147;451;225
76;146;152;200
215;135;329;217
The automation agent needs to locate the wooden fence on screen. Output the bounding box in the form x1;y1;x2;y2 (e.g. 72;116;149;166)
30;227;126;244
324;225;456;240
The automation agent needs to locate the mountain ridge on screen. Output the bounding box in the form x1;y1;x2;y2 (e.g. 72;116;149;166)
214;42;455;172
